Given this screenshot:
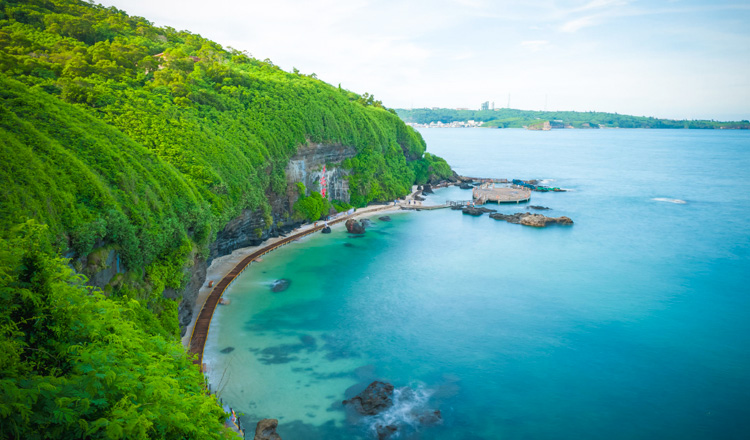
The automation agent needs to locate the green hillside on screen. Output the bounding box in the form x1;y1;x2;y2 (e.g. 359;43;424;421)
397;107;750;129
0;0;453;437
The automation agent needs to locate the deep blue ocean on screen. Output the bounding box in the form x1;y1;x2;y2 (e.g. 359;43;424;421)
206;128;750;439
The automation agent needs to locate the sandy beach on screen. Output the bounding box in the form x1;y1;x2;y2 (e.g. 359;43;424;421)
180;187;425;349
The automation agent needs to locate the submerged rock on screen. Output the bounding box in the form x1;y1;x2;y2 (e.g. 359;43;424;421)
342;381;394;415
378;216;391;222
529;205;550;210
360;218;374;228
489;212;573;227
220;346;235;354
270;279;291;292
376;424;398;440
345;219;366;234
415;409;442;425
254;418;282;440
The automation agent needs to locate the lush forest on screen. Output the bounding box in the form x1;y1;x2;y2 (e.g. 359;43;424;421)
0;0;453;437
397;107;750;129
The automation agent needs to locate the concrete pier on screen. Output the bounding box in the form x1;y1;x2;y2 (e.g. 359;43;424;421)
472;184;531;204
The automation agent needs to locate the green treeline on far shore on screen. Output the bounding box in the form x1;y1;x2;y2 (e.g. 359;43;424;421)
396;107;750;129
0;0;453;437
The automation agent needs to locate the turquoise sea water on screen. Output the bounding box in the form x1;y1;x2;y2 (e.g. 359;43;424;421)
205;128;750;439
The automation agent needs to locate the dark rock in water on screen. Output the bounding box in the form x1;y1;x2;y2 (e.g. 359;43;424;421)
254;418;282;440
415;409;442;425
489;212;573;227
376;424;398;440
521;214;573;227
489;212;525;224
345;219;366;234
462;206;497;216
378;216;391;222
414;195;426;202
299;334;316;347
530;205;550;210
220;346;235;354
321;226;332;234
270;279;291;292
342;381;394;415
343;242;354;247
422;184;434;194
459;182;473;189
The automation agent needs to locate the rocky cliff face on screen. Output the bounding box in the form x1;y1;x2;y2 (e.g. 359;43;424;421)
81;142;357;336
187;142;356;334
285;142;356;204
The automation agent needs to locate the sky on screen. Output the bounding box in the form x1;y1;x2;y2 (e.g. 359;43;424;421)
97;0;750;121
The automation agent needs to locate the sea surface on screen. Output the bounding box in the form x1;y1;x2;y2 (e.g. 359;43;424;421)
205;128;750;439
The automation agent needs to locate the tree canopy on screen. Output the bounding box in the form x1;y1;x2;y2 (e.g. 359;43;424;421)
0;0;454;437
396;107;750;129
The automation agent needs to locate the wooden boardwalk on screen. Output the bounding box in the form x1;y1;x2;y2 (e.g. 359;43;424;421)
473;184;531;204
188;206;394;366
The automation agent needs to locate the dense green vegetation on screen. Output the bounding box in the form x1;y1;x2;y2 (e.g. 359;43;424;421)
0;222;231;439
0;0;454;437
397;108;750;129
292;183;331;222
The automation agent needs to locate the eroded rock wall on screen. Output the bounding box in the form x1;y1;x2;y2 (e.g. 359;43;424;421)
285;142;356;205
80;142;357;336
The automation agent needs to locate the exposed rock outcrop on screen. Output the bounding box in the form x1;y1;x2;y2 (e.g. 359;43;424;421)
521;214;573;227
176;142;358;335
169;252;207;336
345;219;366;234
285;142;355;205
254;418;282;440
462;206;497;216
422;184;434;194
342;381;394;415
459;182;473;189
271;279;290;292
344;381;443;439
490;212;573;227
321;226;331;234
529;205;550;210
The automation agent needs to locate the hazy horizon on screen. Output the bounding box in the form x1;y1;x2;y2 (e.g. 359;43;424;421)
97;0;750;121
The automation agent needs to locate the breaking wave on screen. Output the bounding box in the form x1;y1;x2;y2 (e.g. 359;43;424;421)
652;198;687;204
364;383;440;438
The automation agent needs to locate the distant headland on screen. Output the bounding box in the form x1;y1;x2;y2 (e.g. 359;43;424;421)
396;107;750;130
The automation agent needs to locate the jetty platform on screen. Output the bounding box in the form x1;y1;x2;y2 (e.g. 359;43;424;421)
473;184;531;204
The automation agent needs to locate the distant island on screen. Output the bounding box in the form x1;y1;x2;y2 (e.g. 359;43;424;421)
396;108;750;130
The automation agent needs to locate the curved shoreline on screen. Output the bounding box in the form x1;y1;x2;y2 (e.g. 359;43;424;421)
183;203;404;366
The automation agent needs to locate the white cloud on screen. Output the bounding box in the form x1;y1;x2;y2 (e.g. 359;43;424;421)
520;40;550;51
97;0;750;119
559;15;598;32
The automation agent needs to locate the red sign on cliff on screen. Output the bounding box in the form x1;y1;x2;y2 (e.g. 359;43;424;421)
320;165;327;198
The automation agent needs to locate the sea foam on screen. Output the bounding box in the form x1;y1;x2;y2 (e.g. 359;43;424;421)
652;197;687;204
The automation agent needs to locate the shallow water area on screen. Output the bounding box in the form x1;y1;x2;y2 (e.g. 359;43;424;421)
206;128;750;439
